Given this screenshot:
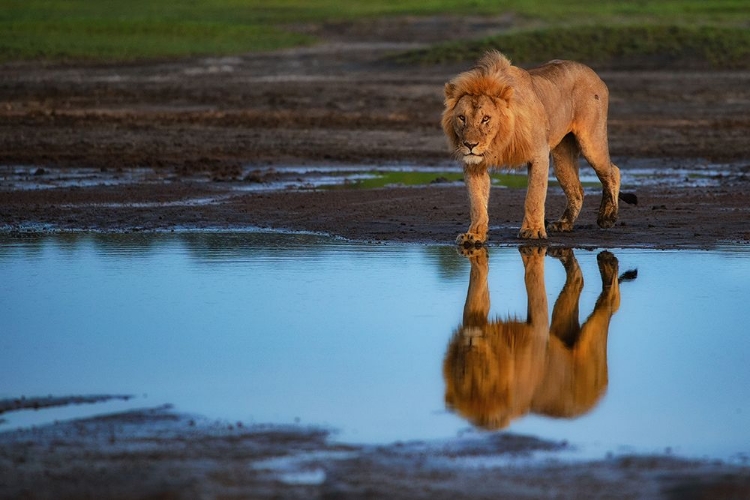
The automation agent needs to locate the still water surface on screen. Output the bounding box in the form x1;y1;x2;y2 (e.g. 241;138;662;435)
1;233;749;461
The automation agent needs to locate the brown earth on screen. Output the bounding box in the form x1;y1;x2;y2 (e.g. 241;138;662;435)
1;15;750;499
2;405;749;500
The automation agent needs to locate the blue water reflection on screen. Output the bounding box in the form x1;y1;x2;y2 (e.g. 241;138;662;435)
1;233;749;460
445;247;630;432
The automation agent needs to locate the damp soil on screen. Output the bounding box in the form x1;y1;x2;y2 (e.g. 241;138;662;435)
2;405;749;500
1;15;750;498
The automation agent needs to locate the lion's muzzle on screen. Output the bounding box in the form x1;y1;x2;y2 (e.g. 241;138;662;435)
460;141;485;164
463;154;483;165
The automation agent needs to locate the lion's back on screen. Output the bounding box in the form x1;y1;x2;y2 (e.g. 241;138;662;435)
529;59;605;89
526;60;610;145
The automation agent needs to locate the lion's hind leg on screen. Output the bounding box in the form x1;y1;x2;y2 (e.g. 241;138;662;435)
578;136;620;229
574;98;620;229
548;134;584;233
594;250;621;314
596;163;621;229
548;248;583;347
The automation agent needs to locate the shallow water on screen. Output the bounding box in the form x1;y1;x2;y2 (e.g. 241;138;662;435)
1;233;749;462
3;158;744;192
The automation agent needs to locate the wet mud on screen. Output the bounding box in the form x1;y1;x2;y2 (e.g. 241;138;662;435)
2;15;750;498
0;395;133;415
2;406;749;500
2;163;750;248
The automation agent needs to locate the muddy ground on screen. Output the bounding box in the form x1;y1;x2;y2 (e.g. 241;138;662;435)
1;16;750;499
2;405;750;500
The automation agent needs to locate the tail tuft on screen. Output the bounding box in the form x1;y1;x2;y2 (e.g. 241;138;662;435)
618;269;638;283
619;192;638;205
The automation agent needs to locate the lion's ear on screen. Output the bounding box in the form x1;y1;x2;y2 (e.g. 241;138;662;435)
444;82;457;99
497;86;514;103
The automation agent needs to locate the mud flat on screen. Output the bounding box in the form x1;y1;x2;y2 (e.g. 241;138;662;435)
0;405;748;499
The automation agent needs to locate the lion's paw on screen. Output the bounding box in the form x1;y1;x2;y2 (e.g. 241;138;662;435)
596;215;617;229
546;220;574;233
519;245;547;258
596;250;619;279
456;232;485;251
547;247;573;260
457;245;489;260
518;227;548;240
597;199;619;229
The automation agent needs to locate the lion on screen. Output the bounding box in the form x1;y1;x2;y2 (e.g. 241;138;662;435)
443;246;634;430
442;50;635;245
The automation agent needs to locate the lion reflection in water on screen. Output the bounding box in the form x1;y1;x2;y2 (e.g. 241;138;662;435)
444;247;634;430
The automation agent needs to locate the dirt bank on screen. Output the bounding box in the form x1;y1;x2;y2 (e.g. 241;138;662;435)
2;167;750;248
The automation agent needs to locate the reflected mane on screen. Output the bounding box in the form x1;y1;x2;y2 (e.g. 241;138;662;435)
443;320;543;430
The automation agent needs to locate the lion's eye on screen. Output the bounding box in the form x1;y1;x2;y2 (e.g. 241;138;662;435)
481;115;490;123
457;115;466;123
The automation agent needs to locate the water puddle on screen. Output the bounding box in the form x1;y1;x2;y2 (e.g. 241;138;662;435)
0;165;170;190
1;233;749;462
3;159;748;192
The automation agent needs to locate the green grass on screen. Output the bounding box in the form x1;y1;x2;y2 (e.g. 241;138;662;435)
393;25;750;69
319;170;601;190
1;0;748;62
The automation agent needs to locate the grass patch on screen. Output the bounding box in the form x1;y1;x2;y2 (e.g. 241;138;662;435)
391;25;750;69
1;0;749;63
0;0;321;62
323;171;464;190
0;21;312;62
320;170;600;190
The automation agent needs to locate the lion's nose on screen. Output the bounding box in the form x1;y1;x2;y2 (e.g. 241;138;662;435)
463;141;478;151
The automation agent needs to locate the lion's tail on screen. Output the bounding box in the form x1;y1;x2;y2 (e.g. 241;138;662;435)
618;192;638;205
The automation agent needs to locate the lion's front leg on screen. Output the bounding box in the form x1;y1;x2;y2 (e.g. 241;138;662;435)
461;247;490;325
520;156;549;239
519;246;549;331
457;169;491;247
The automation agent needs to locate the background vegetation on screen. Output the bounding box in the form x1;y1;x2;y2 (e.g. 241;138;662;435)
0;0;748;65
394;25;750;68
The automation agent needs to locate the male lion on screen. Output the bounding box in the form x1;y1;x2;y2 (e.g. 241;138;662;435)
442;51;633;244
443;247;634;430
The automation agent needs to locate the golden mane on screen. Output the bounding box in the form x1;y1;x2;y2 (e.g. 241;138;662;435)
446;51;513;100
442;51;537;169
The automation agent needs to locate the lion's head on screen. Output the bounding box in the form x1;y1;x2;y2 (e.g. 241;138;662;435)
443;322;543;430
441;51;533;169
443;93;513;166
